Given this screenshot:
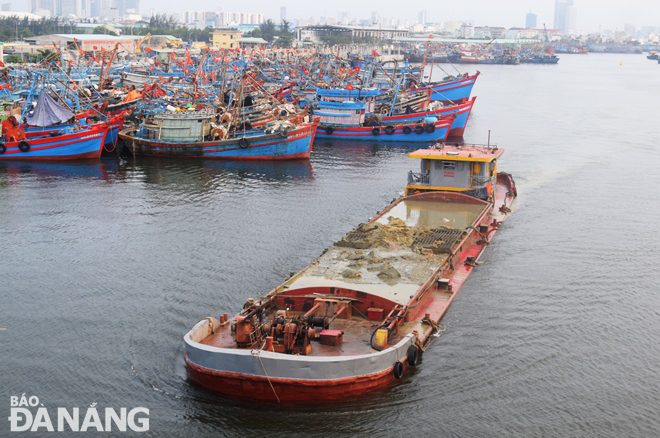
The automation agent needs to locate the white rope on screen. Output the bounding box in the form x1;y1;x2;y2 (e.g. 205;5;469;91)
256;341;280;403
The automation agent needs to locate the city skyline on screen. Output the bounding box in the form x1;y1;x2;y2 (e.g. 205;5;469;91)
8;0;660;34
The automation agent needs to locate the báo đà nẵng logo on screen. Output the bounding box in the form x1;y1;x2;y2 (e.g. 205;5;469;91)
8;395;149;432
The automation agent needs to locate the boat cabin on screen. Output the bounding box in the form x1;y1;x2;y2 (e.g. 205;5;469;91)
315;101;366;126
141;110;213;141
405;144;504;199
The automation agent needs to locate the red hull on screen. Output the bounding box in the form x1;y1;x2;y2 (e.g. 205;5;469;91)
186;356;407;402
0;150;102;161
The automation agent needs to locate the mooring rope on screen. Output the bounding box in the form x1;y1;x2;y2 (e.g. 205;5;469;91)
256;341;280;403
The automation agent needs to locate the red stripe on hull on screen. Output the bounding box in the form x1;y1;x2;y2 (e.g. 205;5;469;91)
186;356;406;402
136;151;311;161
0;150;101;161
448;127;466;137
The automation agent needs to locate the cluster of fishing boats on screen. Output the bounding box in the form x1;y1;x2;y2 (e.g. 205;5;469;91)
0;47;481;162
407;46;560;65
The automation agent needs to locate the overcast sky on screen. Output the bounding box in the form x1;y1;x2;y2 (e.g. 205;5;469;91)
17;0;660;33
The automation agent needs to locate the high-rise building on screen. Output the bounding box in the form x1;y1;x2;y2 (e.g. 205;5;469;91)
280;6;286;21
338;10;349;25
554;0;577;35
125;0;138;13
1;3;11;10
31;0;56;15
525;13;537;28
418;10;428;25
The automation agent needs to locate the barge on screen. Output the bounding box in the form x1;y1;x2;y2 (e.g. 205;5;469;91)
184;142;516;401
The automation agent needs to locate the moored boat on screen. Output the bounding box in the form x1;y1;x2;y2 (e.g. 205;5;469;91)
313;100;455;143
119;111;318;160
0;122;109;160
184;142;517;402
382;97;476;138
411;72;480;103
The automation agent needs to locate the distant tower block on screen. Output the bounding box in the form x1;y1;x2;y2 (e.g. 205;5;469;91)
526;13;537;28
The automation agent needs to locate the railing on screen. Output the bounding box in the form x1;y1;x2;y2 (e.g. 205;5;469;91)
470;175;492;187
408;171;430;185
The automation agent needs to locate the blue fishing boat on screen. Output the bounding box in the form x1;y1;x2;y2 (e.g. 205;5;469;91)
314;101;453;143
0;123;109;161
119;111;317;160
411;73;480;103
382;97;476;137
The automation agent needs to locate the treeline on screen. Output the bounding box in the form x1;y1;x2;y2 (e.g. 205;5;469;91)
0;16;69;41
244;19;296;47
0;13;296;47
138;14;213;43
0;14;214;44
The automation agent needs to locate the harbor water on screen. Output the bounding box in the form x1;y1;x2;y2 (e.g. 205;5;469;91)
1;54;659;436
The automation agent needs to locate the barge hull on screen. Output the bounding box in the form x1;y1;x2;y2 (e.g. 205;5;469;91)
184;172;516;401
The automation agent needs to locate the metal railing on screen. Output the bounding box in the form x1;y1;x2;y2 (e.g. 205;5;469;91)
408;171;430;184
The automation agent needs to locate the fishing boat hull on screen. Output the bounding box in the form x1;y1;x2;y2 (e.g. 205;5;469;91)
413;73;480;103
119;123;316;160
382;97;476;137
314;117;453;142
0;124;108;161
184;172;517;402
104;116;125;146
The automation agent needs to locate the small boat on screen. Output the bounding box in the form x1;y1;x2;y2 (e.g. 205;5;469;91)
313;101;454;143
119;111;317;160
411;72;480;103
520;54;560;64
381;97;476;138
0;122;109;161
184;142;517;402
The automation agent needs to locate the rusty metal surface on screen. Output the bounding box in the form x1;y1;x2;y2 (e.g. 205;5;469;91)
413;228;465;253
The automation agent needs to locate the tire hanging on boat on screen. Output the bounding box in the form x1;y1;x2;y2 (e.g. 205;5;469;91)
0;142;5;154
414;125;425;135
407;344;419;366
325;126;334;135
372;127;381;136
425;123;436;133
393;361;404;379
385;126;395;135
18;140;30;152
238;138;249;149
403;126;412;135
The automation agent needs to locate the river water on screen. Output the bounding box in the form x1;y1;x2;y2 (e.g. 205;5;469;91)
1;54;659;437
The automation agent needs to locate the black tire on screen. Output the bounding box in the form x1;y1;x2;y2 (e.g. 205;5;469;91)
407;344;419;367
279;130;288;138
403;126;412;135
414;125;425;135
18;140;30;152
385;125;395;135
0;142;5;154
380;106;390;115
393;361;404;379
325;126;334;135
238;138;249;149
372;127;380;136
425;123;436;133
280;110;288;117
